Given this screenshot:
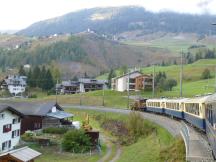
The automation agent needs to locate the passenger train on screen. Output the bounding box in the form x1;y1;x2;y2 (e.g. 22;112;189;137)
139;94;216;158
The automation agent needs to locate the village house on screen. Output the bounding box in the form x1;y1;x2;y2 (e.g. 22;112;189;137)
79;78;107;93
0;104;41;162
0;75;27;96
56;81;79;94
0;105;23;153
56;78;107;94
111;71;152;92
4;102;74;135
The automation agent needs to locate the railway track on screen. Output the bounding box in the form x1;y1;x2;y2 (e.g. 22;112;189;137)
63;105;215;161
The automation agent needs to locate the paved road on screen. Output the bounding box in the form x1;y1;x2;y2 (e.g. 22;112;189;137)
63;105;215;161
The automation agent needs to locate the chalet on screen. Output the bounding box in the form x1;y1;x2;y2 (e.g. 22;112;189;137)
3;102;74;135
111;71;152;92
56;81;79;94
79;78;107;93
0;105;41;161
0;105;23;153
56;78;107;94
0;75;27;96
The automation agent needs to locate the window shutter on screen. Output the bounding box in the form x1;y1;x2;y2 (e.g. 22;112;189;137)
12;131;14;138
9;140;11;148
2;143;4;150
3;125;5;133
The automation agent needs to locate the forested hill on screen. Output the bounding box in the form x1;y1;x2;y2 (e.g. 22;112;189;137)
0;33;173;78
17;6;216;36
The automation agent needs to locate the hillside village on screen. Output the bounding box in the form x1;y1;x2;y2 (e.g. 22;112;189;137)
1;3;216;162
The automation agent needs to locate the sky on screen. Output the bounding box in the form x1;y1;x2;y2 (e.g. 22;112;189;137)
0;0;216;30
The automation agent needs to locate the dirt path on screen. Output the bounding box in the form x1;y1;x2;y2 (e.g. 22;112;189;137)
97;134;122;162
110;145;122;162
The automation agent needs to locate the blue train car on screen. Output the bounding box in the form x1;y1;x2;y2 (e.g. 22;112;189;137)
164;108;184;119
146;106;164;113
146;99;165;114
183;96;208;131
184;112;206;130
205;99;216;158
206;120;216;157
163;99;186;119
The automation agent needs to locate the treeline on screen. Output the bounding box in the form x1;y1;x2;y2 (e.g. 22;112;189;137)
186;48;216;64
19;66;55;90
155;71;177;91
0;36;88;69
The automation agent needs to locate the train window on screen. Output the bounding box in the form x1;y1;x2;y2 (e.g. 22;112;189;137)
185;103;200;116
166;102;180;110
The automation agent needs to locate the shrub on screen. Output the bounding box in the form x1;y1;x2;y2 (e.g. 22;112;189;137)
21;131;35;142
62;130;92;153
201;68;211;79
28;94;37;98
127;112;156;141
42;127;69;134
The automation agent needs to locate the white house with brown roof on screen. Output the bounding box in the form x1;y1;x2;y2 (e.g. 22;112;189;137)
111;71;143;92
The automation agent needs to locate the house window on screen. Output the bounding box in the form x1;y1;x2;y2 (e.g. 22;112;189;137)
34;123;41;129
12;118;21;124
3;124;12;133
2;140;11;151
12;129;20;138
0;113;4;120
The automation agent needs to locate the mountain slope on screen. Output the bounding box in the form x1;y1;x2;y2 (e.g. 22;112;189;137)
17;6;216;37
0;33;173;78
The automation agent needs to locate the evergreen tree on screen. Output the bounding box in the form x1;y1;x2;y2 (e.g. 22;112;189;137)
107;69;116;89
18;65;26;76
84;72;89;78
27;69;33;87
32;66;41;87
39;66;46;89
44;69;54;90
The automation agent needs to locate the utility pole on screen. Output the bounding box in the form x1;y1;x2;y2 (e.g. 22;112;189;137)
215;66;216;92
102;86;105;106
180;51;183;97
127;71;130;109
55;79;58;103
152;65;155;97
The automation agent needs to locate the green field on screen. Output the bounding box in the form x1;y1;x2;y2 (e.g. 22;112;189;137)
123;34;216;53
97;59;216;98
66;109;185;162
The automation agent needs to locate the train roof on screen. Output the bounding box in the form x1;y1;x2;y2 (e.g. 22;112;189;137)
147;98;167;102
204;93;216;103
147;98;188;103
163;98;188;103
185;94;216;103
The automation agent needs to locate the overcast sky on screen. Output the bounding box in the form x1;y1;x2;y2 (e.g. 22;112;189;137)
0;0;216;30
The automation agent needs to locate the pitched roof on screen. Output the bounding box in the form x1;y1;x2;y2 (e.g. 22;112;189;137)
112;70;142;80
0;146;41;162
0;101;62;116
47;111;74;119
79;78;107;84
0;104;24;117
